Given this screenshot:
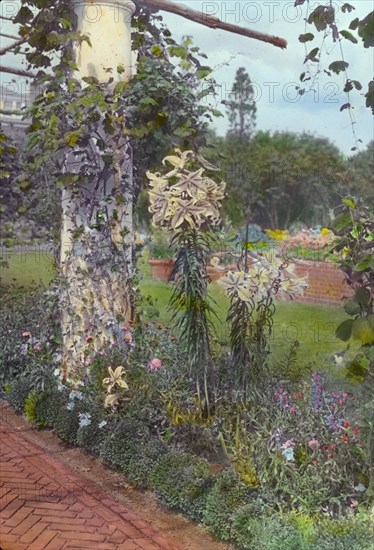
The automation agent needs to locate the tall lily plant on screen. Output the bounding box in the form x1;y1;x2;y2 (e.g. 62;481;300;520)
218;249;307;393
147;149;226;405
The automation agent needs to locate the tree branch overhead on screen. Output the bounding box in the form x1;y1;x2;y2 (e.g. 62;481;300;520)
136;0;287;49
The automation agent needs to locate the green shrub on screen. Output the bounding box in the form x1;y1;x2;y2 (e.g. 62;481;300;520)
99;418;149;471
33;388;84;444
309;517;374;550
203;469;251;540
126;437;168;488
0;285;58;387
7;377;32;412
24;390;44;426
150;453;213;521
76;412;109;455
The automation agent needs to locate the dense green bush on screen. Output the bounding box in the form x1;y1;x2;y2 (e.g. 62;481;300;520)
126;437;169;488
150;453;213;521
76;412;109;454
7;377;33;413
99;418;150;471
203;469;251;539
0;285;58;387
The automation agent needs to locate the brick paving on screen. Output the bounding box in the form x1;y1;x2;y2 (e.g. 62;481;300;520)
0;421;181;550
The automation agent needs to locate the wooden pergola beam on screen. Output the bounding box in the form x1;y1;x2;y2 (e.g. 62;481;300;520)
137;0;287;49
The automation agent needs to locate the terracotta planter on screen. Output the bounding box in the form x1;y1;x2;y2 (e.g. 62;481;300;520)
149;259;174;281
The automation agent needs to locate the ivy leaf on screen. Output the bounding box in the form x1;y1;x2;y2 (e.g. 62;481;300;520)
329;60;349;74
349;17;359;30
294;0;306;6
344;80;353;93
365;80;374;115
14;6;34;24
336;319;354;341
358;11;374;48
304;47;319;63
114;80;128;94
308;6;335;32
60;17;72;30
299;33;314;43
82;76;99;85
150;44;163;58
341;3;355;13
211;109;224;117
168;45;187;58
196;67;212;79
340;30;358;43
64;132;80;147
340;103;351;111
56;173;80;187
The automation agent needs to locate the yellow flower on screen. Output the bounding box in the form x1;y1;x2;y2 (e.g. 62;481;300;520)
321;227;332;236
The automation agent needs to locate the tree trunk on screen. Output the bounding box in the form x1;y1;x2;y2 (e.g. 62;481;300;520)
61;0;135;376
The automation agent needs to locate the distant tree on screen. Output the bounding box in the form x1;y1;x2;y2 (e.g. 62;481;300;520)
224;68;257;141
349;141;374;206
205;131;348;229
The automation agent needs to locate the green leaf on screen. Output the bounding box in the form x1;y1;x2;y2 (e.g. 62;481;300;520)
56;173;79;187
299;33;314;43
114;80;128;94
304;47;319;63
168;45;187;58
358;11;374;48
344;300;361;316
342;197;356;209
329;60;349;74
365;80;374;115
150;44;163;58
196;67;212;79
351;318;374;345
341;3;355;13
308;6;335;32
82;76;99;85
336;319;354;341
356;255;373;272
64;131;80;147
349;17;359;30
139;97;158;106
14;6;34;24
355;288;371;307
334;212;352;231
60;17;72;30
212;109;224;118
340;30;358;43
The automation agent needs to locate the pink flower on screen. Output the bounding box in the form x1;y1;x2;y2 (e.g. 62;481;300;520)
86;335;94;342
289;407;296;413
34;342;41;353
149;358;162;372
99;350;105;356
22;331;31;338
121;326;129;331
350;498;358;509
308;439;320;450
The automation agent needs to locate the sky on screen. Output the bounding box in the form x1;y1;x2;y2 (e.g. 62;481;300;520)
1;0;373;156
160;0;374;156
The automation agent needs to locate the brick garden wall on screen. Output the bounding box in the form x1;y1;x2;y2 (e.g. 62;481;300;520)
293;260;352;306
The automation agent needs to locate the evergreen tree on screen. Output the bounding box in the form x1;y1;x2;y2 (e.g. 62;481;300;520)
225;67;257;141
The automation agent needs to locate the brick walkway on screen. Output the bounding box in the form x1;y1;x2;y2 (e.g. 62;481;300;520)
0;421;181;550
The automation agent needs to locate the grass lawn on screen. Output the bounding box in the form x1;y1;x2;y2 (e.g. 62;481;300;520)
0;251;55;287
1;251;357;383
